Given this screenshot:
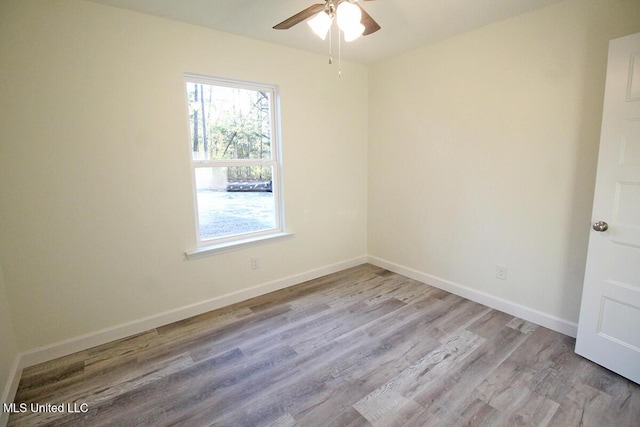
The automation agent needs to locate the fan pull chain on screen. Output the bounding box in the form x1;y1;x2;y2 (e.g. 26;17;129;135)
338;29;342;78
328;25;333;65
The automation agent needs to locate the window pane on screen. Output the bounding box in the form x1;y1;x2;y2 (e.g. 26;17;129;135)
186;83;272;161
195;166;276;240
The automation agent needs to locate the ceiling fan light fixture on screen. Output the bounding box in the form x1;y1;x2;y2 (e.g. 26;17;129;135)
307;11;333;40
336;2;362;32
274;0;381;75
343;22;364;42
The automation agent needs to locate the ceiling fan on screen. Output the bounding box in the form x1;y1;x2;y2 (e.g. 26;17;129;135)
273;0;381;41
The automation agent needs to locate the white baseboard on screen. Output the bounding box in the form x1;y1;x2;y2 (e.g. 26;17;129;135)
367;255;578;338
0;355;22;427
19;255;368;370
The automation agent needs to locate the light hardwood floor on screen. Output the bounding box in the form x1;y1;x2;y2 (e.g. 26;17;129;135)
8;264;640;426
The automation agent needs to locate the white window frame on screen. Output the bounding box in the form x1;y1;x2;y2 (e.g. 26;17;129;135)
183;74;288;259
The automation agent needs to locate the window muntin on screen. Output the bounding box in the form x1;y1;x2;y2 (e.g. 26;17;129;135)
185;75;282;245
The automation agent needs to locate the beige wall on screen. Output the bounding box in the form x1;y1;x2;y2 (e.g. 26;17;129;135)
368;0;640;325
0;0;368;351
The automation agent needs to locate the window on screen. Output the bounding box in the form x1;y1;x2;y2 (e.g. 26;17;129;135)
184;75;284;249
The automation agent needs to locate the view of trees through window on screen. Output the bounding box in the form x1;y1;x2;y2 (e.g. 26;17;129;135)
187;82;272;179
185;78;280;243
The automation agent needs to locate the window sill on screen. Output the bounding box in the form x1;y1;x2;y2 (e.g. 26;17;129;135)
185;232;294;260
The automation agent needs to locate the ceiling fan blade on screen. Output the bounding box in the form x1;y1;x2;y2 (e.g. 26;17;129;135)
273;4;326;30
357;4;381;35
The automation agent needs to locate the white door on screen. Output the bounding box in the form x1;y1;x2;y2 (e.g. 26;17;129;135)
575;32;640;384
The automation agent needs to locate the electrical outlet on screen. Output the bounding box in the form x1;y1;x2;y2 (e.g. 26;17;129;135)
496;265;507;280
251;257;260;270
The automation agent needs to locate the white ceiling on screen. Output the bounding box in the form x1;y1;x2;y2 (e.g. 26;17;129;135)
87;0;565;64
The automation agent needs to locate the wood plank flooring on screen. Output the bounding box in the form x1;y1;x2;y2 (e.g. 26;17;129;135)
8;264;640;426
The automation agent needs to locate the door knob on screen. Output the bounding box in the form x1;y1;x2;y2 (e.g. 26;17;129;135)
592;221;608;232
